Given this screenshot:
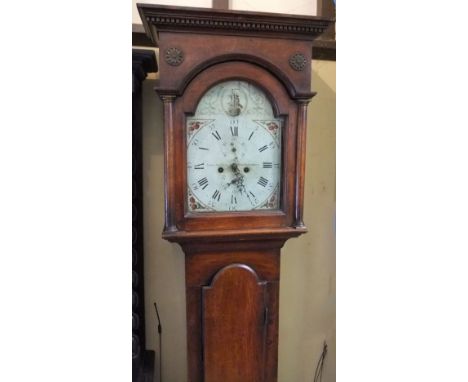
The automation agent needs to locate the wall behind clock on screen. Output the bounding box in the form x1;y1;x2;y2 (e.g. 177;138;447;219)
278;59;336;382
140;52;335;381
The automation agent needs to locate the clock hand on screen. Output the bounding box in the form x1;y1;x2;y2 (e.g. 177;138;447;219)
226;177;239;187
226;163;243;187
238;176;255;206
227;163;255;205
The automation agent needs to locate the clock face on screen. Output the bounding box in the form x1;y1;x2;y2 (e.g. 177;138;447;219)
186;80;283;212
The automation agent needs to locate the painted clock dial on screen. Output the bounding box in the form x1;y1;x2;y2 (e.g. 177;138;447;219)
187;80;283;212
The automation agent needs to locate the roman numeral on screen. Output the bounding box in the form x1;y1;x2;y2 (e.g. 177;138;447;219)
199;147;209;151
257;177;268;187
248;132;254;141
231;194;237;204
263;162;273;168
230;125;238;136
258;145;268;152
249;191;256;198
212;190;221;201
198;177;209;190
194;163;204;169
211;130;222;140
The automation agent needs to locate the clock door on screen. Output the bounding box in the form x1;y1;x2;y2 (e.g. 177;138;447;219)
185;249;281;382
202;265;267;382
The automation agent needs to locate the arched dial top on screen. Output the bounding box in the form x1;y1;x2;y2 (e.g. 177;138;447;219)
187;80;283;212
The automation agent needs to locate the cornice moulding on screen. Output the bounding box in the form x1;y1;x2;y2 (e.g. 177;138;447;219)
137;4;332;43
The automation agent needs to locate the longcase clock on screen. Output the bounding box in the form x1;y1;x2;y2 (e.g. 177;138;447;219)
138;4;330;381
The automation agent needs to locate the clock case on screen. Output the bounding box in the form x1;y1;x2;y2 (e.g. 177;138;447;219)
138;4;330;382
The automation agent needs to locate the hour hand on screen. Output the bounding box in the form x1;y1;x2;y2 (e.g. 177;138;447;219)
226;174;242;187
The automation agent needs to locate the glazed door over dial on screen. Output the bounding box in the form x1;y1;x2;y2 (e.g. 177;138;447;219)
187;80;283;212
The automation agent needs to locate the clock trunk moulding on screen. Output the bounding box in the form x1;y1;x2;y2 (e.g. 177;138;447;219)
138;4;331;382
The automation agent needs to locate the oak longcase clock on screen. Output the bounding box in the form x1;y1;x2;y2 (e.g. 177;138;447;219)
138;4;330;382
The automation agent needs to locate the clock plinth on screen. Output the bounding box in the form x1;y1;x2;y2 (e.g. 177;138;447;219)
138;4;331;381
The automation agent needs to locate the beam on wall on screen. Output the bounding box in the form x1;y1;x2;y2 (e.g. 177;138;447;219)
212;0;229;10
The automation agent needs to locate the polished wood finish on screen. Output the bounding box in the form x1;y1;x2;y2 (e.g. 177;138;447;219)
137;5;330;381
134;3;335;60
132;27;336;61
185;250;281;382
203;264;266;382
138;4;330;44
